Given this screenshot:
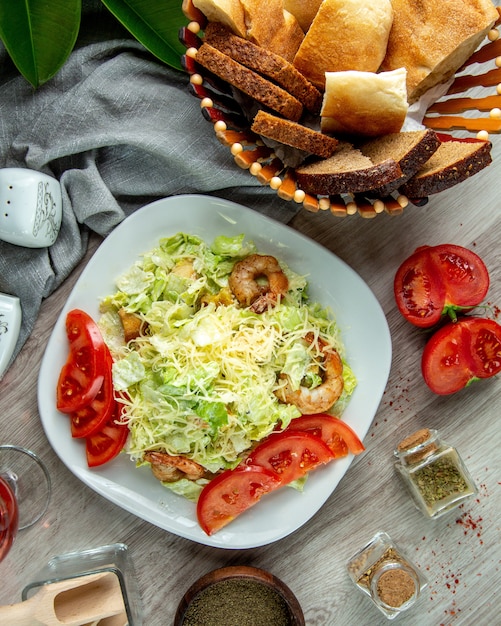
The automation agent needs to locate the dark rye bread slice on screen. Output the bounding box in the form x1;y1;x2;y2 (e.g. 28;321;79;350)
195;43;303;122
359;129;441;196
251;110;338;158
204;22;323;115
296;143;402;196
399;138;492;198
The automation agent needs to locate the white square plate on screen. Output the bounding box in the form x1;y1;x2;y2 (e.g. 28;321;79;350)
38;195;391;548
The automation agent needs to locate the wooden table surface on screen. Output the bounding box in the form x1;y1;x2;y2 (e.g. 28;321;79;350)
1;134;500;624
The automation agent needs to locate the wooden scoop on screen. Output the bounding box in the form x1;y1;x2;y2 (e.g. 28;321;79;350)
0;571;126;626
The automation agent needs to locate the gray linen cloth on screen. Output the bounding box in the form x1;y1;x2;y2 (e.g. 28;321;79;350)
0;4;299;372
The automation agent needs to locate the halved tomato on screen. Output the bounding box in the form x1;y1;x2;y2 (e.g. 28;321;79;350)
422;317;501;395
246;431;334;486
197;465;281;536
287;414;365;456
71;350;115;439
56;309;108;413
394;244;489;328
85;403;129;468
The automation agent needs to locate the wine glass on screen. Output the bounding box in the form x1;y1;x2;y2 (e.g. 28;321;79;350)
0;445;51;562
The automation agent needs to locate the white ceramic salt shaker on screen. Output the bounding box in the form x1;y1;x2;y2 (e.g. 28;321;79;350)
0;168;62;247
0;293;22;379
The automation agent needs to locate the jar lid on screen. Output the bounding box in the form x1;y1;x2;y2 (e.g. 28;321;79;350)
396;428;438;463
370;562;419;612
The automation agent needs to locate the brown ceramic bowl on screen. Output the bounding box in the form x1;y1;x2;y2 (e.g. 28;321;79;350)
174;565;305;625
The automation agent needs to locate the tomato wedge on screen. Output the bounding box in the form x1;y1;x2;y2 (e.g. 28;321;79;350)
197;465;281;535
57;309;108;413
246;431;334;486
287;414;365;456
394;244;489;328
422;317;501;395
85;403;129;467
71;349;115;439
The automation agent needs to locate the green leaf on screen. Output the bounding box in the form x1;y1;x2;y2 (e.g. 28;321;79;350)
0;0;81;88
100;0;187;72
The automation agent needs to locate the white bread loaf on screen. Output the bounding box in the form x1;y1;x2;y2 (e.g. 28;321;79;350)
293;0;394;90
283;0;324;32
265;9;305;62
192;0;247;37
193;0;303;61
321;68;408;137
381;0;499;103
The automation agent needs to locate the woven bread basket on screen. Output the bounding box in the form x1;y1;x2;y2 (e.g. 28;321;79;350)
179;6;501;218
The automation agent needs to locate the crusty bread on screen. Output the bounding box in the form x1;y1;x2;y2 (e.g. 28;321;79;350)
241;0;286;49
266;9;305;62
192;0;303;61
359;129;441;196
295;143;402;195
192;0;247;37
321;69;408;137
195;43;304;121
399;138;492;197
284;0;324;32
204;22;322;114
381;0;498;103
251;110;339;158
293;0;394;90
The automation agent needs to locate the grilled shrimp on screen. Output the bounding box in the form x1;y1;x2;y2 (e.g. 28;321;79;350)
229;254;289;313
275;333;344;414
144;451;206;482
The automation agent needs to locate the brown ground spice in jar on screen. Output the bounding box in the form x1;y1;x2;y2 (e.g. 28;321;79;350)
181;578;292;626
376;568;416;608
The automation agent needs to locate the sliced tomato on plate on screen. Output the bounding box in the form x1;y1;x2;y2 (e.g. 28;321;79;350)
56;309;108;413
246;431;334;486
197;465;281;535
422;317;501;395
287;414;365;456
85;403;129;468
71;350;115;439
394;244;489;328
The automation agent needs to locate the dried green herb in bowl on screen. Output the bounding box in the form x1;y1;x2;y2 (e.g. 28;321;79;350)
174;565;304;626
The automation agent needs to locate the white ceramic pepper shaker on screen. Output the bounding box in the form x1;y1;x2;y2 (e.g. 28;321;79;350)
0;293;22;379
0;168;62;247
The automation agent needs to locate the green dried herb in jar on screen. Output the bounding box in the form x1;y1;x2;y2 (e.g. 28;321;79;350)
394;428;477;519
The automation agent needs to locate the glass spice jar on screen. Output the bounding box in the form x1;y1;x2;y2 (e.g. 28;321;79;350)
394;428;477;519
346;531;428;620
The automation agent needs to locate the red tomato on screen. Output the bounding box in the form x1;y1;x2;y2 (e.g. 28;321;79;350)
422;317;501;395
85;403;129;467
394;244;489;328
71;349;115;439
56;309;108;413
287;414;365;456
197;465;281;535
246;431;334;485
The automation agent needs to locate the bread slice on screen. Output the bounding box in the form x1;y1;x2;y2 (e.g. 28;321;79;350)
204;23;322;114
251;110;339;158
295;143;402;195
195;43;304;121
381;0;499;103
399;138;492;198
359;129;441;196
